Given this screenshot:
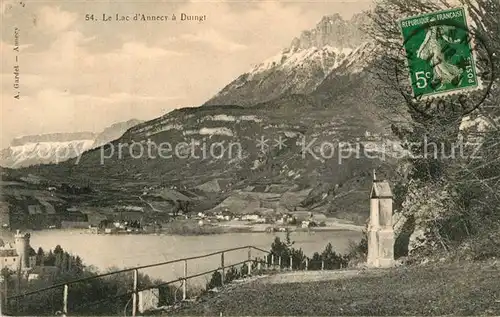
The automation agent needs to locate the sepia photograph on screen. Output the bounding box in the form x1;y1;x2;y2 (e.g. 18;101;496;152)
0;0;499;315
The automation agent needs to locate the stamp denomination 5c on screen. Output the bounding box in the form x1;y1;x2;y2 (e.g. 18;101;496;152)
399;7;481;99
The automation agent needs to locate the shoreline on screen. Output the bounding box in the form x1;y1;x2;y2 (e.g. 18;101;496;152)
25;222;364;236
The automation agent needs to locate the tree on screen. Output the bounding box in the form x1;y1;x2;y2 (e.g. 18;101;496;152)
366;0;499;258
309;252;323;270
172;200;191;216
0;267;14;300
55;253;62;269
74;256;84;274
36;247;45;266
9;260;171;316
99;219;110;229
206;271;223;290
54;245;64;255
321;243;347;269
61;252;70;272
269;232;306;270
224;267;240;284
44;250;55;266
0;267;13;281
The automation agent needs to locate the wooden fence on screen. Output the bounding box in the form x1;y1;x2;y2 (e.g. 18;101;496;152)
2;245;339;316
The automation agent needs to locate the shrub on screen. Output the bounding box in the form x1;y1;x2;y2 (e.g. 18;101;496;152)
321;243;348;269
206;271;223;290
345;231;368;267
269;232;306;269
224;267;241;284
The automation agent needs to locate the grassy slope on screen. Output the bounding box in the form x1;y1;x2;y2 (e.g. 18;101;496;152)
174;262;500;316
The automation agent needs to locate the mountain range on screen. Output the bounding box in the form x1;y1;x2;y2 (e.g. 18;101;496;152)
204;14;371;107
0;119;142;168
1;13;404;228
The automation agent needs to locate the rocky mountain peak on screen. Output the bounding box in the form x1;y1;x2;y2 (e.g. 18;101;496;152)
287;13;368;52
203;12;374;108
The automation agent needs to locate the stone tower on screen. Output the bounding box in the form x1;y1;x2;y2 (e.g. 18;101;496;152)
367;171;394;268
14;230;30;269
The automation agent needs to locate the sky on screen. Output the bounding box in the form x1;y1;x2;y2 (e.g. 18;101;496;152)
0;0;374;148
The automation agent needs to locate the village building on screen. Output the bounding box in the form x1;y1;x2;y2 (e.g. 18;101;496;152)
241;214;262;221
301;220;318;228
214;208;234;221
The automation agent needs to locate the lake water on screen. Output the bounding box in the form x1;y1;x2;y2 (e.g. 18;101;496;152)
30;230;362;288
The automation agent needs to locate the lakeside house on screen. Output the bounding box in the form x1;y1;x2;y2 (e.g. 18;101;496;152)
301;220;318;228
216;214;232;221
199;209;234;222
28;266;60;281
276;213;297;224
215;209;233;221
241;214;261;221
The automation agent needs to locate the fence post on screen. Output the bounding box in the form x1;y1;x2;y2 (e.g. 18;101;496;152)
63;284;68;317
247;262;252;276
132;269;138;317
289;256;293;271
2;276;8;316
278;256;282;271
247;247;252;276
305;258;309;271
0;278;6;317
221;252;225;286
183;260;187;300
321;260;325;271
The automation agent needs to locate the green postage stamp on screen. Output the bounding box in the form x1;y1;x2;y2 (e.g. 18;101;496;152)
399;7;481;99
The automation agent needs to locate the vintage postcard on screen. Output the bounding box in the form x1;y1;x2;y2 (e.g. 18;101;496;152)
1;0;499;316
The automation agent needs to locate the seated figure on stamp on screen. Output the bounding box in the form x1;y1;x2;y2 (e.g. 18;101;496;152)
417;19;464;89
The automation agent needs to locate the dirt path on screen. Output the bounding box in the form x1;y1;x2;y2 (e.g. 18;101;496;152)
170;262;500;316
259;269;385;284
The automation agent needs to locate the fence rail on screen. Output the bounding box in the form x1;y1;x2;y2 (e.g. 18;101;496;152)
2;245;343;316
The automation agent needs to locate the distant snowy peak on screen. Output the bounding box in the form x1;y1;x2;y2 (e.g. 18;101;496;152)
1;139;95;168
10;132;96;146
1;119;141;168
